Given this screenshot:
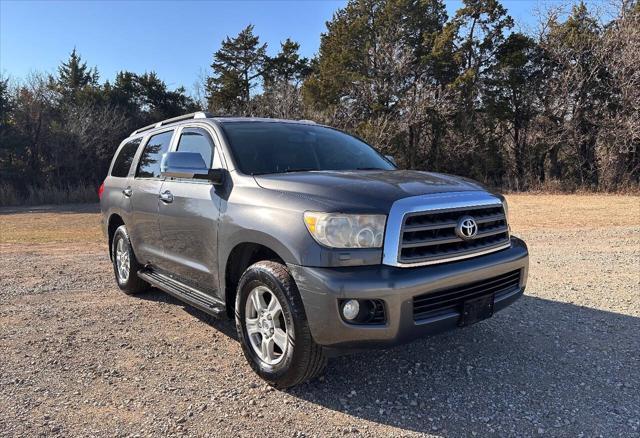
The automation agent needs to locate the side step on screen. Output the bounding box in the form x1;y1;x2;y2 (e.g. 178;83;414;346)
138;269;225;317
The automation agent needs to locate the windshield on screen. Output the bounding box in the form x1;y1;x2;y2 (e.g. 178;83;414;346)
220;122;395;175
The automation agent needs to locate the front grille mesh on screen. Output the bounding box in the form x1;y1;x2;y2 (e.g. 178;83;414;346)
399;205;509;265
413;270;521;321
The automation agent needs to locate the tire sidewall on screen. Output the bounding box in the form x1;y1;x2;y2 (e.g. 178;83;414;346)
236;267;298;381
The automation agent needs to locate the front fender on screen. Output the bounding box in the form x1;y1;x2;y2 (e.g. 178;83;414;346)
218;185;383;269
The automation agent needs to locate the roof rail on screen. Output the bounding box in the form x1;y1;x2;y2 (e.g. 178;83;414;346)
298;119;317;124
131;111;214;136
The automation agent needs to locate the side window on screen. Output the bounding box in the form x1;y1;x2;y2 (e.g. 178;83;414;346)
111;138;141;177
176;128;214;167
136;131;173;178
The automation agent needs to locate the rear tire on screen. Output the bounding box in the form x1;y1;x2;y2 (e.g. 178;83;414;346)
111;225;148;295
235;260;327;388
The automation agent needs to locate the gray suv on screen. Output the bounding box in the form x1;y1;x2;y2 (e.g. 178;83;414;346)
100;112;529;388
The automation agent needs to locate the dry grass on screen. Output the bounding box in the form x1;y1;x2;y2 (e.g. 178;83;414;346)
506;194;640;231
0;205;102;244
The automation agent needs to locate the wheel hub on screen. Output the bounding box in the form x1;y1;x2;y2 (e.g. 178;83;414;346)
259;315;275;338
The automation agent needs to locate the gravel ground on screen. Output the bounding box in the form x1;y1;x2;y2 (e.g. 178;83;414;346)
0;195;638;437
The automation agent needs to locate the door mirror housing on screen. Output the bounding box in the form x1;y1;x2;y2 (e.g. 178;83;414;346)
385;154;398;167
161;152;225;185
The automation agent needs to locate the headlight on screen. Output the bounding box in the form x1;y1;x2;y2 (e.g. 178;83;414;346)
303;212;386;248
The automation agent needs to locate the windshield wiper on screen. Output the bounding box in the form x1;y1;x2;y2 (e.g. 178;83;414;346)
251;168;316;176
282;167;318;173
254;167;383;175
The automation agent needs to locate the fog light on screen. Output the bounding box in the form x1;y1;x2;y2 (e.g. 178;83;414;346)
342;299;360;320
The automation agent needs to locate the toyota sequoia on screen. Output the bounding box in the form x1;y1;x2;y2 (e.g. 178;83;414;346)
100;112;529;388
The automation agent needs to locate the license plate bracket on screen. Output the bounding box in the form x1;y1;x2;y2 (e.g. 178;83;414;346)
458;294;495;327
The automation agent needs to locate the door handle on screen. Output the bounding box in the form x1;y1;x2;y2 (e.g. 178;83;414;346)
122;187;132;197
159;190;174;203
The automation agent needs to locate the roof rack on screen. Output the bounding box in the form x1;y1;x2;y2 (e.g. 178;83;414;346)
131;111;214;136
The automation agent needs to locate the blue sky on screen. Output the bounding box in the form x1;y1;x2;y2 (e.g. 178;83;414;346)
1;0;564;94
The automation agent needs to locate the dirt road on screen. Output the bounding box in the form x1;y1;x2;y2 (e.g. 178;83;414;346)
1;195;639;437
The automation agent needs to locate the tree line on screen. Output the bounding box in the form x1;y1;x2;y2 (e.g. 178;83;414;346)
1;0;638;205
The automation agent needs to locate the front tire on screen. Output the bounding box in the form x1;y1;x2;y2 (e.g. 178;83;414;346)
111;225;148;295
235;261;327;388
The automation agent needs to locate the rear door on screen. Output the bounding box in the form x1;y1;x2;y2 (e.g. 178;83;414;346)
128;129;175;265
102;137;142;219
157;126;223;296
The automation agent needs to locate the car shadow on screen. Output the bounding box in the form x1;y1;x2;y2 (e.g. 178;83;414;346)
136;289;639;436
137;287;239;340
287;295;639;436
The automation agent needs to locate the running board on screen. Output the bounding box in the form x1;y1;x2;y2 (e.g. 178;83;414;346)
138;269;225;316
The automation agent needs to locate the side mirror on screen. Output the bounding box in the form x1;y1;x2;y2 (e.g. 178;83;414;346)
385;155;397;166
161;152;225;185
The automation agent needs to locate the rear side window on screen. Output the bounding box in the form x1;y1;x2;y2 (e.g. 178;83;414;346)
136;130;173;178
111;138;141;177
176;128;214;167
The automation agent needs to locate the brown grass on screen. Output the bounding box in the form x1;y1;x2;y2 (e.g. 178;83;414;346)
506;194;640;231
0;205;102;244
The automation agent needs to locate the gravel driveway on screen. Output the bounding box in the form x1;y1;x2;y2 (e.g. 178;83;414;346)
1;195;638;437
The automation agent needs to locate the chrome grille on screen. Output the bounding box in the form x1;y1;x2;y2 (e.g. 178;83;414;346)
398;204;510;265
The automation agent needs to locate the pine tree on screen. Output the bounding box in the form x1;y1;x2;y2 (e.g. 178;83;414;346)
485;33;541;188
263;39;310;85
302;0;450;167
257;39;310;118
56;48;98;102
539;1;605;185
206;25;267;115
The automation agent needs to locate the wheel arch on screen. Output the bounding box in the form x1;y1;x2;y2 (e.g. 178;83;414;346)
222;241;288;318
107;213;125;260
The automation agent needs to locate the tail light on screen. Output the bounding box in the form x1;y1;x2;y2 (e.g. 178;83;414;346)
98;181;105;200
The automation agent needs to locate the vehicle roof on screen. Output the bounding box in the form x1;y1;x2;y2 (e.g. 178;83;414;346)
128;112;321;138
211;117;319;125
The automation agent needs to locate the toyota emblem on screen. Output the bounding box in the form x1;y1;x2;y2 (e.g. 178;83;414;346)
456;216;478;240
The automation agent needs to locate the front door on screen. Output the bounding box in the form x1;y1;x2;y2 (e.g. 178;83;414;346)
157;127;222;296
128;129;174;265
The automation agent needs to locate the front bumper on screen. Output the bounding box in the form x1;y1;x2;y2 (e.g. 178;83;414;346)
288;237;528;349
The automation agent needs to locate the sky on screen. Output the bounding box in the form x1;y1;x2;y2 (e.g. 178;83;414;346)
1;0;569;94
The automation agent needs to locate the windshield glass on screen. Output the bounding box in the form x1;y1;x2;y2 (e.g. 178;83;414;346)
221;122;395;175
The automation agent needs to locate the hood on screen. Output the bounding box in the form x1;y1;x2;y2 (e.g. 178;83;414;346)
253;170;487;212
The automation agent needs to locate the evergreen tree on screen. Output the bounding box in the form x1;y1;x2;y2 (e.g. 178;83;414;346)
55;48;99;102
449;0;514;114
442;0;514;183
206;25;267;115
485;33;541;188
539;1;605;185
302;0;450;167
263;39;310;85
256;39;310;119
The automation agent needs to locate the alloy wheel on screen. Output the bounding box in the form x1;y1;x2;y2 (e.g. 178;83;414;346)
115;237;130;283
245;285;289;365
